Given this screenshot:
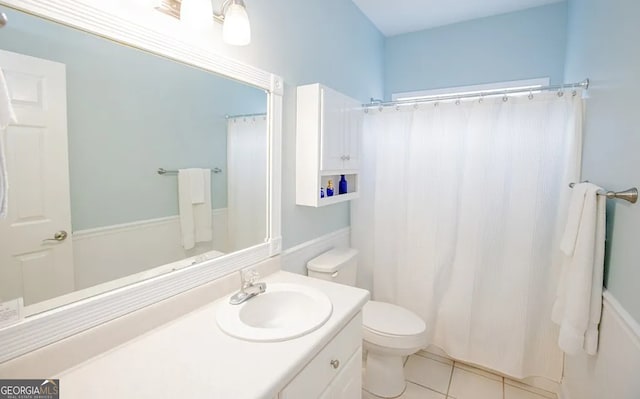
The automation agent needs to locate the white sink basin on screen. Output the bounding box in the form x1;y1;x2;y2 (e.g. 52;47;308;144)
216;283;333;342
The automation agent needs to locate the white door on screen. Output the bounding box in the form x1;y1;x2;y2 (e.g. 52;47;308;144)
0;49;74;306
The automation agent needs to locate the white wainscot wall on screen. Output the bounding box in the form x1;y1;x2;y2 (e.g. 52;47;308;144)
281;227;351;276
72;209;228;290
561;291;640;399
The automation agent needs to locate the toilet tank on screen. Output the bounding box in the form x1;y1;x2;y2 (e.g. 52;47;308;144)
307;248;358;286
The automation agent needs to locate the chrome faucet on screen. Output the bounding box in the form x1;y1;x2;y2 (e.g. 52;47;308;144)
229;268;266;305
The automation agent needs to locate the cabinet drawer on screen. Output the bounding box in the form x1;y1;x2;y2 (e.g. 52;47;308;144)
279;313;362;399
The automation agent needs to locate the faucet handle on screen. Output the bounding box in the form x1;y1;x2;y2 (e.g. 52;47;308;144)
241;268;259;286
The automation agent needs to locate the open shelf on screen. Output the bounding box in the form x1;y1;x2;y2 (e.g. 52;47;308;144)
317;192;359;207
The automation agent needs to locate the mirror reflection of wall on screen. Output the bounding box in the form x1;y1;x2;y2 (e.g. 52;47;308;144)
0;9;268;309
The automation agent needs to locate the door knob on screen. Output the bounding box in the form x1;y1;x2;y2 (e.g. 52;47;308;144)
330;359;340;369
43;230;68;242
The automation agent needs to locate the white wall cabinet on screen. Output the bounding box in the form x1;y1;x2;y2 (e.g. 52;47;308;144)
296;83;362;207
279;313;362;399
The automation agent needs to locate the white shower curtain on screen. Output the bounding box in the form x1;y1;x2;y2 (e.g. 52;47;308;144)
352;92;583;380
227;115;267;252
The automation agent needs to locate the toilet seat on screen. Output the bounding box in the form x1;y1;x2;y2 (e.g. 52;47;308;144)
363;301;427;350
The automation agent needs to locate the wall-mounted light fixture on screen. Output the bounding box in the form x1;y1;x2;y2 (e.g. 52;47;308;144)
214;0;251;46
155;0;251;46
181;0;213;32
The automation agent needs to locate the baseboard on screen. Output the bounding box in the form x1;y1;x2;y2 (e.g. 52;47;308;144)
281;227;351;275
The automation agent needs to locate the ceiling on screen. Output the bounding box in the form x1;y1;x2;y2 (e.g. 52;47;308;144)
351;0;565;37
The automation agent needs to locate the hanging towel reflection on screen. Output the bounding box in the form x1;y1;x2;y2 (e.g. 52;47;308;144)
178;168;212;249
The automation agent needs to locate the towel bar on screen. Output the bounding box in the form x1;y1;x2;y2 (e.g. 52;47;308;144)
569;182;638;204
157;167;222;175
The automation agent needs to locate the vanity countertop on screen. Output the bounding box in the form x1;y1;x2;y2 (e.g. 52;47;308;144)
55;271;370;399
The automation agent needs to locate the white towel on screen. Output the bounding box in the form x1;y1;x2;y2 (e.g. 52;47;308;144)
178;168;212;249
188;168;206;204
552;182;606;355
0;68;17;219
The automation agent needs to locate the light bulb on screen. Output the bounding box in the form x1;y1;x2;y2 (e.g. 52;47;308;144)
223;3;251;46
181;0;213;32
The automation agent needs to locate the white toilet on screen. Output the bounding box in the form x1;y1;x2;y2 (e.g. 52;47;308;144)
307;248;427;398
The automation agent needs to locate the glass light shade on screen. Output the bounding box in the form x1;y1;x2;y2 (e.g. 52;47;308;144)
223;3;251;46
180;0;214;31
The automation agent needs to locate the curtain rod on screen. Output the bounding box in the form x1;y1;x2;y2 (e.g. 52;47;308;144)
364;79;590;109
157;167;222;175
569;182;638;204
225;112;267;119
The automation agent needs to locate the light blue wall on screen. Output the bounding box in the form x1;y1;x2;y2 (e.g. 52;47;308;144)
0;10;266;231
201;0;385;249
564;0;640;322
384;3;568;99
1;0;385;246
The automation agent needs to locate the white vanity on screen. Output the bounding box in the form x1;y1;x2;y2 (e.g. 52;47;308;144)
51;269;368;399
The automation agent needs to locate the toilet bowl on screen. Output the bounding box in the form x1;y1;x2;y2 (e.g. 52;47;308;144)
362;301;427;397
307;249;427;398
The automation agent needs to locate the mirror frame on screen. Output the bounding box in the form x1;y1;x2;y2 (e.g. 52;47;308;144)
0;0;282;363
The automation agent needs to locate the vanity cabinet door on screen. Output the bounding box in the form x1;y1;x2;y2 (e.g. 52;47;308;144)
279;313;362;399
318;348;362;399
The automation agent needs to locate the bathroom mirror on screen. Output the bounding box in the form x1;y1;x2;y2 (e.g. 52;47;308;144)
0;3;281;323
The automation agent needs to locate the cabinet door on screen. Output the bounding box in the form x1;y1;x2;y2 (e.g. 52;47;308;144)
318;348;362;399
342;99;362;171
279;315;362;399
320;87;347;172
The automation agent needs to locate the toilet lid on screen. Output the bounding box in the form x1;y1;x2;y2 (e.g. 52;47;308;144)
363;301;426;336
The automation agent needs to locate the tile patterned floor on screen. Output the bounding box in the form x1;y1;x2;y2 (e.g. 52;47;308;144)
363;351;558;399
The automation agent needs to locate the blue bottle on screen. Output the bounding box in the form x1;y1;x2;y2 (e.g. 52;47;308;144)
326;180;334;197
320;187;325;198
339;175;348;195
